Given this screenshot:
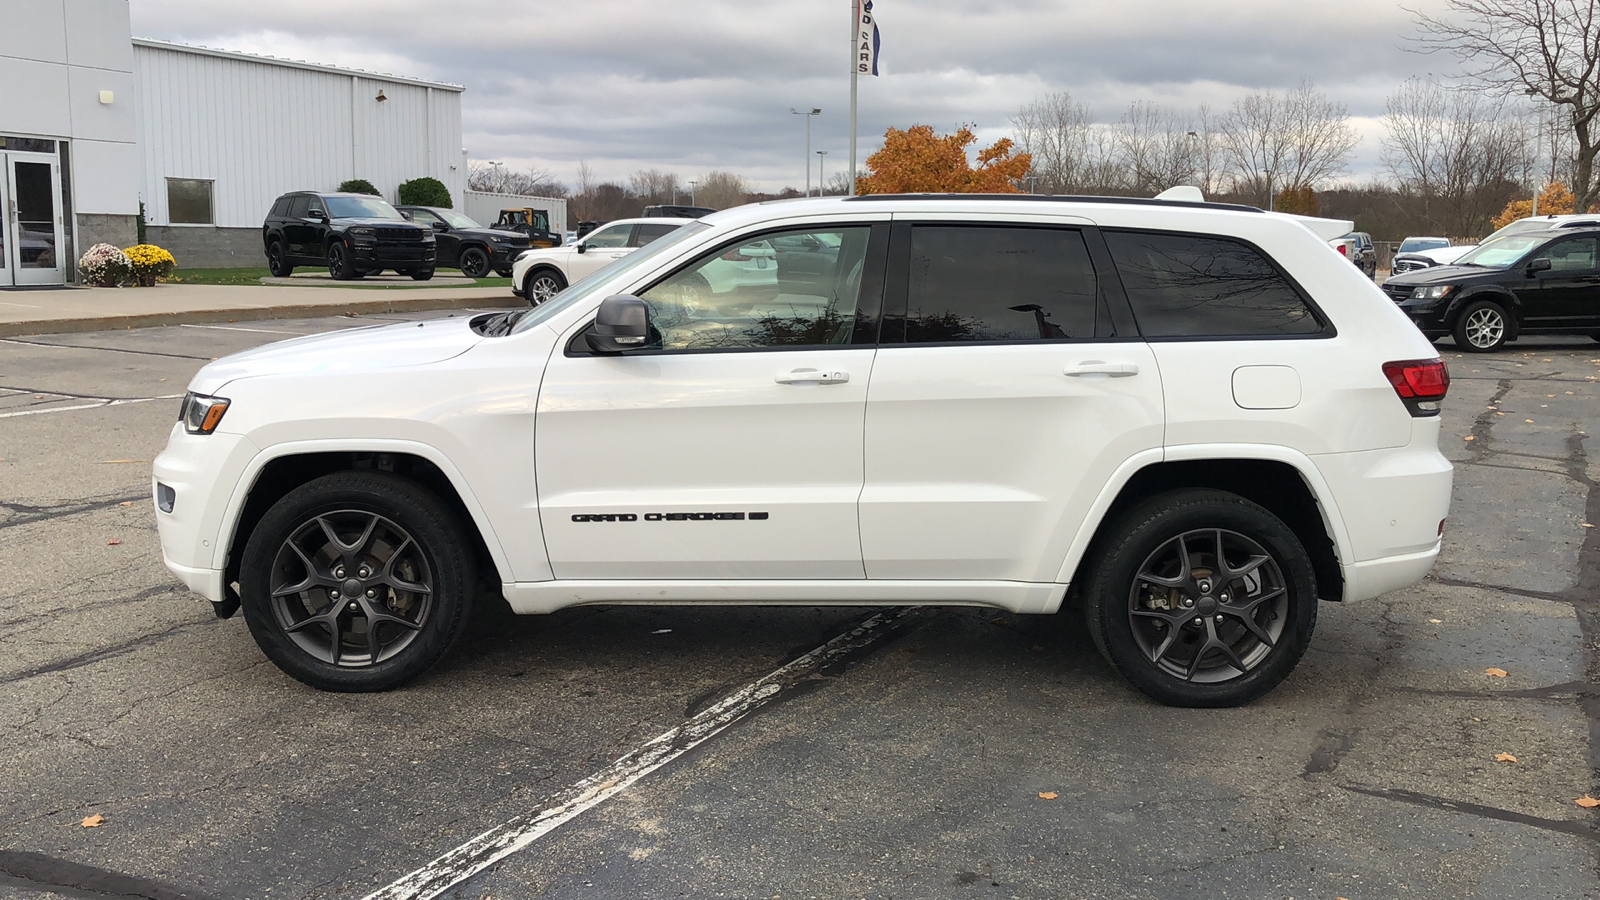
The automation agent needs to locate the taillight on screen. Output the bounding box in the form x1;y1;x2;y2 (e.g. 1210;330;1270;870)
1335;244;1348;257
1383;359;1449;417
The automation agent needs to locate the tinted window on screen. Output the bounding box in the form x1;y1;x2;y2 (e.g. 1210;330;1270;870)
323;196;402;219
407;208;444;226
270;196;292;218
1104;231;1322;337
639;226;871;351
904;225;1096;343
633;223;680;246
1544;236;1598;272
288;195;312;217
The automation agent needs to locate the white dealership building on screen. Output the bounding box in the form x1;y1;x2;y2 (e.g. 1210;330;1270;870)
0;0;465;283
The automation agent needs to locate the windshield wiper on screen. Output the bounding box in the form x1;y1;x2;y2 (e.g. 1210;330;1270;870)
480;309;531;337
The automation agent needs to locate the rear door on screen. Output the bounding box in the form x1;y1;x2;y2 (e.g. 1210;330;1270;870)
859;218;1164;583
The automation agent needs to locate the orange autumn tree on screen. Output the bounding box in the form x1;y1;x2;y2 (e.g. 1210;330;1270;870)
1492;183;1579;230
855;125;1032;194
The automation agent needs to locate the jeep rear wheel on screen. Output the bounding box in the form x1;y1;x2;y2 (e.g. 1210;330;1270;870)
239;472;477;692
267;241;293;278
1083;489;1317;708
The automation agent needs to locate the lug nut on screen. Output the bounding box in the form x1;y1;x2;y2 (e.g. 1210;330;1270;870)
334;566;345;578
1215;615;1224;623
1181;597;1195;608
366;588;377;598
1193;617;1203;626
348;602;358;611
359;566;371;578
330;590;340;599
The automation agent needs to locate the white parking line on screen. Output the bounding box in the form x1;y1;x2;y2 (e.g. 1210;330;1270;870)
363;608;916;900
0;395;182;419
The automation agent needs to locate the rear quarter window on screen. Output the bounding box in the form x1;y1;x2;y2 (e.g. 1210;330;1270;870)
1103;230;1327;338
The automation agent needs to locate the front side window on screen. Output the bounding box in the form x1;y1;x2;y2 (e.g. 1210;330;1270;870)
904;225;1098;343
1104;231;1323;338
637;226;872;351
167;178;213;224
1544;236;1598;272
582;224;632;248
406;208;444;227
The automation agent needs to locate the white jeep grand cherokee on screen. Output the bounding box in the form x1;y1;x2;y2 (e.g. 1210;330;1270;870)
154;193;1453;707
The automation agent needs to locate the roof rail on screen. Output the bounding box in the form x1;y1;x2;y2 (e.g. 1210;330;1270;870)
841;193;1264;214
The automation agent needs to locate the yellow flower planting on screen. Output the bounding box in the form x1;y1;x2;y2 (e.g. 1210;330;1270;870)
123;244;176;286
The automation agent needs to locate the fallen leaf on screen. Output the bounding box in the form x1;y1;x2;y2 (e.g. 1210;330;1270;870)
1584;524;1594;528
1548;394;1557;398
1495;411;1505;416
1567;391;1575;395
80;814;104;827
1037;792;1057;800
1486;667;1509;678
1495;752;1517;763
1578;795;1600;808
1464;436;1475;441
106;539;122;546
1429;618;1443;624
118;501;132;507
1525;419;1535;424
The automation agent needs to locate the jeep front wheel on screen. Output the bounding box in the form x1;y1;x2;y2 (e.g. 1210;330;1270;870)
327;242;356;281
239;472;477;692
460;247;491;278
1082;489;1317;708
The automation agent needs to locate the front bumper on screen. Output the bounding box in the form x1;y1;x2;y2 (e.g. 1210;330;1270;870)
351;244;437;267
152;425;258;604
490;246;528;269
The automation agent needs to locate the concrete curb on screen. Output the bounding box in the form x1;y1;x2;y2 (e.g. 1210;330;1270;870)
0;293;528;338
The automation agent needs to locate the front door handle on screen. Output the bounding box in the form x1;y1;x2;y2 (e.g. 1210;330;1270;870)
776;368;849;385
1065;361;1140;377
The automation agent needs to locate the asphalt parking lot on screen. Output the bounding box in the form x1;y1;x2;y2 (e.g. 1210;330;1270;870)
2;311;1599;899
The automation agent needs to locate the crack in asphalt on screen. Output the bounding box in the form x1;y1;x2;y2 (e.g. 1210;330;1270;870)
1341;785;1600;843
0;337;214;361
0;493;148;532
0;618;217;686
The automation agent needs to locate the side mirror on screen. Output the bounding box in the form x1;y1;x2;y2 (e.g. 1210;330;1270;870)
586;295;651;354
431;221;448;231
1528;257;1553;274
308;208;327;221
398;210;413;221
575;243;587;254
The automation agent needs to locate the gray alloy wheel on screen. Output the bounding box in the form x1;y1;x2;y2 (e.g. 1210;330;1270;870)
525;269;566;304
1454;300;1507;352
460;247;491;278
239;472;477;692
267;241;293;277
328;242;355;281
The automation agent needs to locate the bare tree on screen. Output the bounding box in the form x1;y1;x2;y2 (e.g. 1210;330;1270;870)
1414;0;1600;210
1382;77;1530;236
1012;91;1121;193
1114;101;1198;194
693;170;751;209
1220;81;1358;206
629;168;681;206
1191;105;1226;196
466;160;567;197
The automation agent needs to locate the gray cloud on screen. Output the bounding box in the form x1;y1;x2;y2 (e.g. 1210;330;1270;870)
130;0;1463;191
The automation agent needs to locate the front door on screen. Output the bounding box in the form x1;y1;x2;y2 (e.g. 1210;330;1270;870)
3;151;65;286
535;222;887;579
567;222;635;281
1527;235;1600;326
860;220;1165;583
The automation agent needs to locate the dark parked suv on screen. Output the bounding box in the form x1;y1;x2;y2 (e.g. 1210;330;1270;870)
1384;225;1600;351
395;206;530;278
263;192;437;281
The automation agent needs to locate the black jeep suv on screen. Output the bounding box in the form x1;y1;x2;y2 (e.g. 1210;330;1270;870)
263;192;437;280
395;206;530;277
1385;225;1600;351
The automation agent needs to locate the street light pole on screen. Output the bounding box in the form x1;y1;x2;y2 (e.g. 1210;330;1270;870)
791;107;821;195
688;180;698;205
817;150;828;195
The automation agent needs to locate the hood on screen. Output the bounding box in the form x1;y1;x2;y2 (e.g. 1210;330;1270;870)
188;316;483;394
1381;263;1499;288
456;226;532;242
336;217;428;229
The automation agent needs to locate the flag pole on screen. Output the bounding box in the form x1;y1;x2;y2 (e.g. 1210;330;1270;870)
848;0;858;196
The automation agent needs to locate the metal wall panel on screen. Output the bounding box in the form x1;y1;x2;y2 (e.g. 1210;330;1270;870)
134;43;464;228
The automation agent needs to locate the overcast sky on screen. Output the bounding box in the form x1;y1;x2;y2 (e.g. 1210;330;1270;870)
128;0;1467;194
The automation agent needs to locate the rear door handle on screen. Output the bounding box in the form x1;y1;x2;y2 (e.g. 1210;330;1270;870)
1065;361;1139;377
776;368;849;385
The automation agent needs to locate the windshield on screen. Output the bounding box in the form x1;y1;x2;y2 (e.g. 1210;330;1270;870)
1453;234;1544;268
440;209;482;229
1399;238;1449;253
511;221;712;334
326;196;403;220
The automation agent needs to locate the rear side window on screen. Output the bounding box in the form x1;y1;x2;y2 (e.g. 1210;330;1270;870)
288;195;312;218
633;223;680;246
270;196;292;217
1103;231;1324;338
904;225;1097;343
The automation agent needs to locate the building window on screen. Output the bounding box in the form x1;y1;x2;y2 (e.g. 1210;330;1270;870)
166;178;214;225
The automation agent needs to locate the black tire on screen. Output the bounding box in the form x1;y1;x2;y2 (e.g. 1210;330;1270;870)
524;268;566;304
460;247;491;278
266;241;293;278
1452;299;1508;352
328;242;355;281
1082;489;1317;708
239;472;478;692
410;268;435;282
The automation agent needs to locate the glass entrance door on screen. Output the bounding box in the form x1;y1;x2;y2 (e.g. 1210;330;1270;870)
3;152;65;286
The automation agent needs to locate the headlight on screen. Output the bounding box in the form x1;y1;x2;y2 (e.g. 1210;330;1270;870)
1410;285;1458;300
515;250;532;261
348;226;376;238
180;392;230;434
